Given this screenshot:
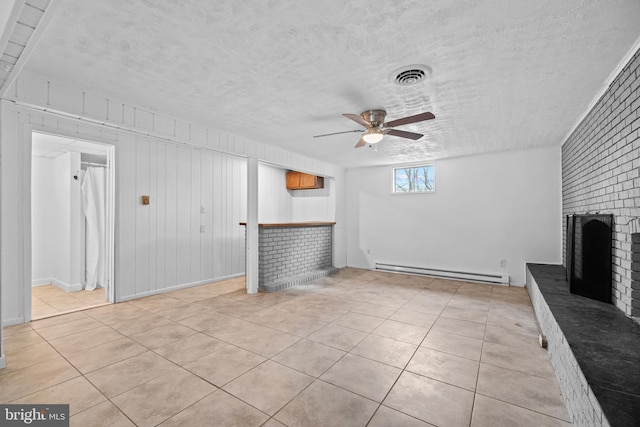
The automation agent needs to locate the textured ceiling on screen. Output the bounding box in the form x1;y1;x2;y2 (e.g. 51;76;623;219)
22;0;640;168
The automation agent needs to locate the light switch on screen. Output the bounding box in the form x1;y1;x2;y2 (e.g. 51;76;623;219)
141;195;150;205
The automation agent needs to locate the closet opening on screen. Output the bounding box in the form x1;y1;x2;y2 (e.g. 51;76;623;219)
30;131;116;320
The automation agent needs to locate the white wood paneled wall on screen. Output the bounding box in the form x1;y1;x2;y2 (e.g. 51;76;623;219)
1;72;346;325
119;139;247;300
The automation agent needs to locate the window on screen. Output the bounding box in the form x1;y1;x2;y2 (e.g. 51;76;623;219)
392;164;435;193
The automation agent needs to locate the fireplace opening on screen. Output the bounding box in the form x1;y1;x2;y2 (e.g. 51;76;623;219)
566;214;613;303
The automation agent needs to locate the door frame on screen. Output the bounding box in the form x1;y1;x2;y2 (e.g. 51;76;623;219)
27;129;116;321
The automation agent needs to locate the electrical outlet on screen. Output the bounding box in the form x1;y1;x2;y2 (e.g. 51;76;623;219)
499;259;507;268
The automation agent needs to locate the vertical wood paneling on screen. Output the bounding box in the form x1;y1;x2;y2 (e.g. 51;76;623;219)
1;108;24;322
117;135;137;298
239;159;247;271
155;143;166;290
190;150;201;283
201;150;213;280
84;93;108;120
164;144;178;288
220;155;228;275
134;139;150;295
176;147;191;285
148;142;158;291
212;154;223;279
48;81;82;116
233;157;242;273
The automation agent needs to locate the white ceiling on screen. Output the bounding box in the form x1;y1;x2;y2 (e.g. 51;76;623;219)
22;0;640;168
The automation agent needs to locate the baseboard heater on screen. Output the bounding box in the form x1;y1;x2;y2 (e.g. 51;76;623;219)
374;263;510;285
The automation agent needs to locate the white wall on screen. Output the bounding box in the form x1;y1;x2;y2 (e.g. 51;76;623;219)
258;163;336;223
345;146;562;285
258;164;293;223
32;153;83;290
31;157;56;283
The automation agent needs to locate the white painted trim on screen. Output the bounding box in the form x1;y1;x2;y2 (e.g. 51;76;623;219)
51;279;83;293
31;278;84;292
104;144;116;303
116;273;244;302
24;126;116;321
12;99;261;166
0;354;6;369
561;35;640;146
1;317;24;327
246;157;259;294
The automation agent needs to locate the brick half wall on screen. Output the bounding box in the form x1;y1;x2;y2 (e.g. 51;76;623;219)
258;225;337;292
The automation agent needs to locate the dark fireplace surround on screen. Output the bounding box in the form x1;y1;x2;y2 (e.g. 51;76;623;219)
565;214;613;304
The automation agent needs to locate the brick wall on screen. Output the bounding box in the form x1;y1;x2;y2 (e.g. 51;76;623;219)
562;48;640;317
258;225;335;291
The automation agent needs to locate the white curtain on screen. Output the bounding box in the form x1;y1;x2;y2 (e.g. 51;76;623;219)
81;167;106;291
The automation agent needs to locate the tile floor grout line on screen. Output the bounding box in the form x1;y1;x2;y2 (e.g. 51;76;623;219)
467;291;490;427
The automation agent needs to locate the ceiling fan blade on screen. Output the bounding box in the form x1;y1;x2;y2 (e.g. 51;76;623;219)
313;129;363;138
384;112;435;128
386;129;423;140
343;113;371;128
354;137;367;148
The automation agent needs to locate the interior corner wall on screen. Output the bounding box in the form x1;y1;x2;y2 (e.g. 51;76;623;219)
345;146;562;285
562;47;640;317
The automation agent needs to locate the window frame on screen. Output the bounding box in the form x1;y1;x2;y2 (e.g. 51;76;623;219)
391;162;436;195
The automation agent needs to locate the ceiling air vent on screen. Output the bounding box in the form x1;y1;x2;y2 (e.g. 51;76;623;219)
389;64;432;86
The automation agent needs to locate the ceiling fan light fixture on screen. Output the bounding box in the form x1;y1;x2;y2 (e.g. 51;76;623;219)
362;128;384;144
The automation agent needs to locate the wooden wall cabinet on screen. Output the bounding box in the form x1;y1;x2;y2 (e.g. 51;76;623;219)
286;171;324;190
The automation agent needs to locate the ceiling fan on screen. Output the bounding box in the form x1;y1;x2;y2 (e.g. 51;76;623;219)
314;110;435;148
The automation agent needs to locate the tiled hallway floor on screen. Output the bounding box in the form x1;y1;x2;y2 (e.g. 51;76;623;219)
1;269;571;426
32;285;109;320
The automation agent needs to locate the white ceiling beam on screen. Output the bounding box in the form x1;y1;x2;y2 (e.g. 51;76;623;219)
0;0;61;99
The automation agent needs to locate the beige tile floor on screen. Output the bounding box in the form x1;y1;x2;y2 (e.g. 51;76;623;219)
32;284;109;320
1;269;572;426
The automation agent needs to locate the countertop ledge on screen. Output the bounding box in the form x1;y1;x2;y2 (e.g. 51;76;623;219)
239;221;336;227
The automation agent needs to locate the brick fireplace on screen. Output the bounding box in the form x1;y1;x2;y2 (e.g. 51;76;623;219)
562;47;640;318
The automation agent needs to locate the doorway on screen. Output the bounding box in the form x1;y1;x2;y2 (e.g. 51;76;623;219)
30;131;116;320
